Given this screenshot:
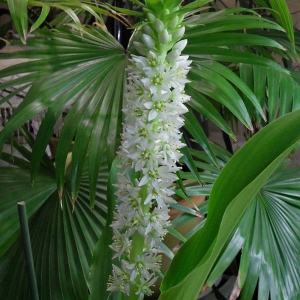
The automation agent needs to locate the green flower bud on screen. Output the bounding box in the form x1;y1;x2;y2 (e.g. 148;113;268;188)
146;12;156;24
142;34;155;48
173;39;187;52
155;19;165;33
168;15;179;29
161;9;170;17
158;29;169;44
172;26;185;40
143;24;154;36
133;41;147;55
166;49;180;62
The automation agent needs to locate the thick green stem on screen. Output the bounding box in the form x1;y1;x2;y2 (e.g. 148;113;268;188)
127;184;150;299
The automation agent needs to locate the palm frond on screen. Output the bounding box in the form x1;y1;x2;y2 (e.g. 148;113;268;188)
0;144;109;299
239;64;300;122
0;25;126;205
207;161;300;299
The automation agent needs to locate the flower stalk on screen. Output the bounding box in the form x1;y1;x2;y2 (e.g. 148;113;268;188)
108;1;191;299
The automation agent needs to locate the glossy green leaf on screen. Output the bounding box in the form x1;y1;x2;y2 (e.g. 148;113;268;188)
185;84;234;139
163;0;183;10
187;33;285;49
199;60;265;122
160;109;300;299
230;164;300;299
188;68;253;129
267;0;295;48
238;64;300;123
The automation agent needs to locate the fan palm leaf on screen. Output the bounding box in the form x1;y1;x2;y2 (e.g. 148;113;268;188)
0;25;126;206
0;138;110;299
207;161;300;299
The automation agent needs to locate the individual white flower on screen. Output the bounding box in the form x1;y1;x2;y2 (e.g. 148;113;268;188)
135;275;158;300
144;180;176;207
108;261;131;295
126;254;161;281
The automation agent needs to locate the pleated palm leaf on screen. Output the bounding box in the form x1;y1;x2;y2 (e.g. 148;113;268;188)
175;146;300;299
0;128;111;299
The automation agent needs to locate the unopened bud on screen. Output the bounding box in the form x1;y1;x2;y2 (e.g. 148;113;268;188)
166;50;180;62
161;9;170;17
172;26;185;40
159;29;169;44
147;12;156;24
168;16;179;29
133;42;147;55
173;39;187;52
143;24;154;36
142;34;155;48
155;19;165;33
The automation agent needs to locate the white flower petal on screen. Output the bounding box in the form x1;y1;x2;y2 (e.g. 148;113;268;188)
148;109;157;121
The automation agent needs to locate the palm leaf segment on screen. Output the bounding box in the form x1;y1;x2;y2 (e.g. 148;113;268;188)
183;7;300;133
0;140;110;299
177;145;300;299
0;25;126;206
205;158;300;299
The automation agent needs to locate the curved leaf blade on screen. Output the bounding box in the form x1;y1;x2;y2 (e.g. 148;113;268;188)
160;109;300;299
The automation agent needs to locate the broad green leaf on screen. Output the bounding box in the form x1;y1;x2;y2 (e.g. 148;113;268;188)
160;109;300;299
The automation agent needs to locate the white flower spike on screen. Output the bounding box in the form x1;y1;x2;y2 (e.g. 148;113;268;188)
108;1;191;298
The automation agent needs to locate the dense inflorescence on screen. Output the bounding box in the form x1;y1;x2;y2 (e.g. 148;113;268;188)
108;4;191;299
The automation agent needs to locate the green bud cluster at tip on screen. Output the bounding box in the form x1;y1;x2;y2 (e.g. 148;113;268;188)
133;5;186;57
